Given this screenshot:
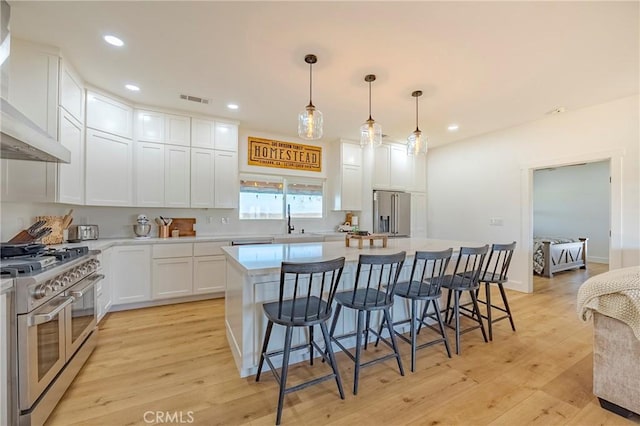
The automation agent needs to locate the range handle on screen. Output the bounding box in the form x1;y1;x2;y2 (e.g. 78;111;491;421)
28;297;74;326
69;274;104;298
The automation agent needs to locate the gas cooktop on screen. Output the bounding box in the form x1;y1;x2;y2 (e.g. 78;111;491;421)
0;246;90;277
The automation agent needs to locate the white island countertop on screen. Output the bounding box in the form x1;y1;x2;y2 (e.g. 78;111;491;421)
222;237;482;276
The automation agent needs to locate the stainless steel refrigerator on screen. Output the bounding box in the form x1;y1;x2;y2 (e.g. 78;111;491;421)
373;190;411;237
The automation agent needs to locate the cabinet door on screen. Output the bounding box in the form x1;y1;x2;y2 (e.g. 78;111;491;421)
165;114;191;147
135;142;165;207
190;148;215;208
214;122;238;152
135;109;165;143
152;257;193;299
112;245;151;305
165;145;190;207
390;145;410;190
0;159;56;203
372;144;391;189
193;255;226;294
341;164;363;211
86;91;133;139
57;109;84;205
59;59;84;123
85;129;134;206
191;118;215;149
8;39;59;137
342;143;362;166
97;248;112;323
410;155;426;192
214;150;238;208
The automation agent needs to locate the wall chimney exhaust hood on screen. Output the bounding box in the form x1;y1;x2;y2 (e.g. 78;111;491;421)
0;0;70;163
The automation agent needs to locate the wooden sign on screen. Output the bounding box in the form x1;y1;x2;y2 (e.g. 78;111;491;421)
248;136;322;172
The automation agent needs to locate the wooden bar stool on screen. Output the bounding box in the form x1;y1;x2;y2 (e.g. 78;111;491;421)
256;257;346;425
328;252;406;395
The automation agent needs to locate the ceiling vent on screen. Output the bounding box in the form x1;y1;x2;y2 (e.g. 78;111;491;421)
180;94;210;105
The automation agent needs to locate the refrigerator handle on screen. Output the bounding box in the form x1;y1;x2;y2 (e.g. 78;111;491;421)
373;197;379;233
391;193;396;234
394;193;399;234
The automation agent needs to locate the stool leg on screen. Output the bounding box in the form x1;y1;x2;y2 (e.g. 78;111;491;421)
433;299;452;358
410;299;417;372
309;326;314;365
374;313;385;347
498;283;516;331
324;304;342;364
383;307;404;376
445;288;454;324
364;311;371;350
320;321;345;399
485;283;493;341
454;290;461;355
256;320;273;382
276;326;293;426
354;309;364;395
470;290;488;343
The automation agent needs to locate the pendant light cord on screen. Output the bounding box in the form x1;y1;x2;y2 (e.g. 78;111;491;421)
368;80;373;121
308;62;313;107
415;94;420;132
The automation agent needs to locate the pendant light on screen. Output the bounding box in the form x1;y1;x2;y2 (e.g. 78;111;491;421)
360;74;382;148
407;90;428;155
298;54;323;140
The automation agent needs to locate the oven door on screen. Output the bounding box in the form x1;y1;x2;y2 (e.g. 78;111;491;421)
18;295;74;410
65;273;103;358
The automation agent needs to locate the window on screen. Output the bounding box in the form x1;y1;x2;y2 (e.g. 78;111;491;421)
286;180;323;219
239;175;324;220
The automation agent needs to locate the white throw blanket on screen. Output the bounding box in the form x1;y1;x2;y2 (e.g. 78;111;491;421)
577;266;640;340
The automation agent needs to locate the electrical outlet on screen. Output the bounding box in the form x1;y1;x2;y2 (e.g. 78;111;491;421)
207;216;214;224
17;217;25;229
221;217;229;225
489;217;504;226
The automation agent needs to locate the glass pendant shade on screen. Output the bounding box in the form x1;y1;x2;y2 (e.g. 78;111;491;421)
407;90;428;155
360;118;382;147
298;104;323;140
360;74;382;147
298;54;323;140
407;129;428;155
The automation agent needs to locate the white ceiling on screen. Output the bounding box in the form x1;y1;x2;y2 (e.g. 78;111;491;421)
9;1;639;147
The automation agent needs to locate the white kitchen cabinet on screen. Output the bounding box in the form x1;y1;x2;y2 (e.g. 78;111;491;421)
410;154;426;192
86;91;133;139
0;159;56;202
151;243;193;299
191;118;215;149
97;247;112;323
372;143;411;191
135;109;165;143
333;142;363;211
411;192;427;238
85;128;134;206
152;257;194;299
135;142;165;207
214;121;238;152
57;109;84;205
214;150;238;208
165;145;190;207
165;114;191;147
112;245;151;305
193;241;229;295
190;148;215;208
59;58;84;124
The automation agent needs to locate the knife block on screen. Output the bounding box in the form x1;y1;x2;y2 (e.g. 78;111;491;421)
34;216;64;245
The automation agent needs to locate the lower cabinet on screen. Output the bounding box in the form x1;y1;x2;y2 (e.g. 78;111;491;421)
193;256;226;294
96;247;112;323
152;257;194;299
112;245;151;305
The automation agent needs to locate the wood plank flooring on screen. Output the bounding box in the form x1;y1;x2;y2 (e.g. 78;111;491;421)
46;263;640;425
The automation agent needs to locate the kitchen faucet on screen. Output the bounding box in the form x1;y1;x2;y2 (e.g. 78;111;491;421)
287;204;294;234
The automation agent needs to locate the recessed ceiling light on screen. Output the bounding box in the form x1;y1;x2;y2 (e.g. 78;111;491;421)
103;35;124;47
227;103;239;110
125;84;140;92
447;124;459;132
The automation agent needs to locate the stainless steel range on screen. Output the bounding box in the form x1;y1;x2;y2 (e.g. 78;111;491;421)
1;244;103;425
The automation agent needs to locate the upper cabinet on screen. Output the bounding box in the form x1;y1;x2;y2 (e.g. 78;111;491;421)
333;141;363;211
135;109;191;146
372;144;415;191
86;91;133;139
59;59;85;124
57;109;85;205
191;118;238;152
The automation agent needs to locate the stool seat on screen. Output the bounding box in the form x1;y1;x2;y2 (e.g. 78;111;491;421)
335;288;388;310
263;297;329;326
441;274;478;291
395;281;443;299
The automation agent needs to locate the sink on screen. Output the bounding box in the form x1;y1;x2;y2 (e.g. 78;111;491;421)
272;233;324;243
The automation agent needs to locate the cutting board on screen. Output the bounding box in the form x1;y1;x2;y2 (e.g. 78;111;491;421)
169;218;196;237
34;215;65;245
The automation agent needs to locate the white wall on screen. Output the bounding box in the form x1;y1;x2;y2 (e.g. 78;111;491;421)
0;129;347;240
427;95;639;292
533;161;610;263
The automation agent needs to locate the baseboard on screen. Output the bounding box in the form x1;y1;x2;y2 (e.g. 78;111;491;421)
588;256;609;264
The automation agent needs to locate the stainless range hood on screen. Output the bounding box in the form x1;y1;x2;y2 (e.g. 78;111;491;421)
0;0;70;163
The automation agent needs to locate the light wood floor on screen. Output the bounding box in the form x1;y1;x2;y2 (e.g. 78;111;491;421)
46;263;640;426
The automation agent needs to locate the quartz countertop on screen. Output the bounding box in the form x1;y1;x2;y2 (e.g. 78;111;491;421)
222;238;482;276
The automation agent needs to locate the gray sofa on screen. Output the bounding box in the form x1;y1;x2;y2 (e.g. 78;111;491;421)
593;312;640;417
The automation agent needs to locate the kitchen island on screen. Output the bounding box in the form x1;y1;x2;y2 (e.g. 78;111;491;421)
222;237;479;377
